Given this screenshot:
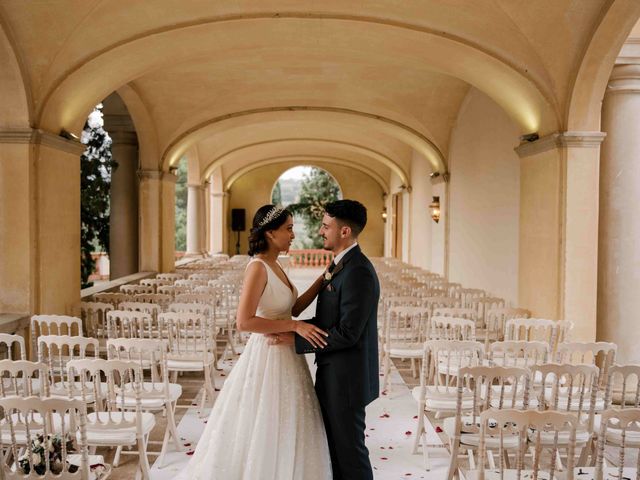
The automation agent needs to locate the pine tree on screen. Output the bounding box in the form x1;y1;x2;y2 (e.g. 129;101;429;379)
80;104;117;287
174;159;188;252
288;168;341;249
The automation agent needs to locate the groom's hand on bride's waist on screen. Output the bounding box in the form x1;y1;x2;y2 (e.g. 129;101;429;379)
265;332;294;346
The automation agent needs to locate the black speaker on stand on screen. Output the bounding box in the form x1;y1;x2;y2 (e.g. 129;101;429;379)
231;208;246;255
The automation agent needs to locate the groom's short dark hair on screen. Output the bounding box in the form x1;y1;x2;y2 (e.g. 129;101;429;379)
324;200;367;236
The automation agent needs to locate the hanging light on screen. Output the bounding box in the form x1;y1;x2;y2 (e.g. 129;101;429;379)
429;196;440;223
381;207;388;223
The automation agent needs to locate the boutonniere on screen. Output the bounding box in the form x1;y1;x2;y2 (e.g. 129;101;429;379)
324;271;332;281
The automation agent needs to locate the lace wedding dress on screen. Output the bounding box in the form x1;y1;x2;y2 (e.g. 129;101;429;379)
179;258;332;480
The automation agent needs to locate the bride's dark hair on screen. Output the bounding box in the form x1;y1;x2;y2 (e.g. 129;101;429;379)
248;204;292;256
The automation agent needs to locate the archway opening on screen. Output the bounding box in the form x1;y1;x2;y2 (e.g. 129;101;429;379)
271;166;342;249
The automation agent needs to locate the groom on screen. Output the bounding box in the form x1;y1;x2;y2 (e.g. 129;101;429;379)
282;199;380;479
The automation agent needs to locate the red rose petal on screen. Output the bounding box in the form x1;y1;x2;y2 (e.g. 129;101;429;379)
380;446;385;449
183;443;191;447
220;373;226;377
435;426;443;433
380;457;388;460
215;388;220;391
388;446;394;450
186;451;194;456
405;430;412;436
379;413;390;418
413;415;418;419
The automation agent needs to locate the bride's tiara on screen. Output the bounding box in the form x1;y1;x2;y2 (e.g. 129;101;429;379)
258;206;285;228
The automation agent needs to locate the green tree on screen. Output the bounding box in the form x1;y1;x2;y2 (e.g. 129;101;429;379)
288;168;341;248
271;180;282;206
80;104;117;288
174;158;188;252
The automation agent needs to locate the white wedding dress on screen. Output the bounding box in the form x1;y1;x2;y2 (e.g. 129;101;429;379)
179;258;332;480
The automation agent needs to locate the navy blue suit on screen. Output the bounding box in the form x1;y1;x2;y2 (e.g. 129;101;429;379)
295;245;380;479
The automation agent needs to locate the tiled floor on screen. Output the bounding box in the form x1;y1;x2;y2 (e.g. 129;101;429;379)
105;268;449;479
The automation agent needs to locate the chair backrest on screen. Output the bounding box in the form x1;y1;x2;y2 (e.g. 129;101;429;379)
423;296;460;311
530;363;599;430
38;336;99;390
92;292;134;308
452;366;532;437
160;312;215;361
605;364;640;408
594;407;640;480
106;310;158;339
120;284;154;295
555;341;617;389
455;288;486;307
31;316;83;354
78;302;113;342
423;340;485;393
156;273;184;281
385;306;429;346
0;333;26;360
504;318;573;352
0;395;89;479
168;302;214;318
0;360;50;397
485;307;531;342
118;301;162;321
476;409;578;480
107;338;170;399
139;278;172;290
430;316;476;341
132;293;171;308
174;293;212;305
66;358;143;425
488;340;549;368
431;307;476;321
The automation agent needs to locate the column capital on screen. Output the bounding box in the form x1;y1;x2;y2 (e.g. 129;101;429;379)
0;128;85;155
608;64;640;94
616;39;640;66
515;131;607;158
187;183;206;190
137;169;162;181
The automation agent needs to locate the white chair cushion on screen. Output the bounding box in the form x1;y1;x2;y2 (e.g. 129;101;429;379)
168;353;215;371
116;382;182;409
527;427;591;446
84;411;155;445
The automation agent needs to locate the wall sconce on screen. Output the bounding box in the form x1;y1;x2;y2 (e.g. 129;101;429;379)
381;207;388;223
429;196;440;223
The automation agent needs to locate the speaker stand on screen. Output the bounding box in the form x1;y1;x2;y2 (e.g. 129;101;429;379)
235;230;241;255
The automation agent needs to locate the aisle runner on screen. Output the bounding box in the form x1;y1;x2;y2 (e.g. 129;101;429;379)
149;359;447;480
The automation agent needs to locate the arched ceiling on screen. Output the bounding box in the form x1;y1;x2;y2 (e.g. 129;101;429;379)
1;1;639;183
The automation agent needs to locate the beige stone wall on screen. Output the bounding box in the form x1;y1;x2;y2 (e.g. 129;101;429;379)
447;88;521;304
408;151;433;270
0;138;81;315
518;148;562;319
227;162;385;257
0;143;33;312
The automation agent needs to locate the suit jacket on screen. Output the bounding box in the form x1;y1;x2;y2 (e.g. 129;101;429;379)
295;245;380;407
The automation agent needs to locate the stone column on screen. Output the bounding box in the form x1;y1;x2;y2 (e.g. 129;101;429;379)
0;129;83;315
108;130;139;279
186;184;205;255
210;189;226;254
516;131;605;341
597;64;640;362
139;170;177;273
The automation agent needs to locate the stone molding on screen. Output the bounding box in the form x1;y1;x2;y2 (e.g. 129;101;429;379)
187;183;206;190
616;39;640;66
210;191;227;198
515;131;607;158
162;172;177;183
138;170;177;184
0;128;85;155
607;64;640;95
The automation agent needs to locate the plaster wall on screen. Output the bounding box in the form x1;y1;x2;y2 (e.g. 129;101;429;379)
227;162;385;257
408;151;433;270
447;88;521;303
0;143;33;312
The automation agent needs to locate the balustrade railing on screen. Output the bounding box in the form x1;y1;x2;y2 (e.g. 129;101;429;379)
287;249;334;268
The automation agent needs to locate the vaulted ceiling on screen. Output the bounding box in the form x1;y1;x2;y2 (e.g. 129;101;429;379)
2;0;639;187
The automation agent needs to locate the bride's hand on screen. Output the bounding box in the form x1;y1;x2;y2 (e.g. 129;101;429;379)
294;321;329;349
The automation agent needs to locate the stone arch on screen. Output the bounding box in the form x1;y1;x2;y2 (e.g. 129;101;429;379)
0;19;30;128
566;1;640;131
225;155;389;194
36;15;557;138
201;137;409;187
270;164;343;206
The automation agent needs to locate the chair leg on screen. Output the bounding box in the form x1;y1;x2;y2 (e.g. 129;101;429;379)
446;438;460;480
412;408;425;454
138;436;152;480
113;446;123;467
422;433;431;471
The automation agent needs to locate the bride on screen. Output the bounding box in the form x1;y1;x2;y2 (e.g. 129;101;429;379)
179;204;333;479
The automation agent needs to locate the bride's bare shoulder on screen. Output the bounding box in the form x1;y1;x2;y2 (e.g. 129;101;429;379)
244;259;268;281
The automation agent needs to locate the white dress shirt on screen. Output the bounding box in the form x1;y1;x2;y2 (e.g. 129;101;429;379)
332;242;358;266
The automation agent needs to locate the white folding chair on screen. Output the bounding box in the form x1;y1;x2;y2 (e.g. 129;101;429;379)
0;333;27;361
